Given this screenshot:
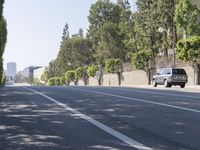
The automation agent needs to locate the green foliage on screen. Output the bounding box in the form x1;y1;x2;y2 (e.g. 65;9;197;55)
65;70;76;82
57;36;93;75
0;0;7;85
87;65;99;77
131;49;152;71
105;59;122;73
88;0;132;62
55;77;62;85
134;0;178;57
46;59;60;79
76;67;84;80
177;36;200;63
96;22;121;61
0;17;7;56
0;0;5;19
60;76;66;85
175;0;200;36
33;78;45;86
48;78;56;86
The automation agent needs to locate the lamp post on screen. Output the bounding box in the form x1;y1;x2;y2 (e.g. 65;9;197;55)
171;25;176;68
158;27;176;67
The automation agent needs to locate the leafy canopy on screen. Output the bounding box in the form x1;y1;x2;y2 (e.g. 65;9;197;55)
175;0;200;36
131;49;152;71
177;36;200;63
105;58;122;73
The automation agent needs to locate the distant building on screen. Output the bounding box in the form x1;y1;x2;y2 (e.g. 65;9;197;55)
6;62;17;78
22;66;42;78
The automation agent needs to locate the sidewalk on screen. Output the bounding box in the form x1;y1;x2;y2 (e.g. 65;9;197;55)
185;85;200;89
117;84;200;90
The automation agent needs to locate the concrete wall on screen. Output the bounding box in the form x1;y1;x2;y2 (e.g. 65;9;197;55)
86;66;195;86
88;70;148;86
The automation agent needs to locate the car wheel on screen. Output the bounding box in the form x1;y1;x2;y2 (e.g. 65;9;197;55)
152;79;157;87
180;83;185;88
164;79;171;88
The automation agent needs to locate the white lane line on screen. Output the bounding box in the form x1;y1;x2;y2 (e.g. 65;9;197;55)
25;87;152;150
70;87;200;114
107;87;200;99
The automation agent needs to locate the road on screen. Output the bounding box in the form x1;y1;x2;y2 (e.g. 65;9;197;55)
0;86;200;150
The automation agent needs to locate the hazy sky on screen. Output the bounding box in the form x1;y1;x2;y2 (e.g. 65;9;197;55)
3;0;136;72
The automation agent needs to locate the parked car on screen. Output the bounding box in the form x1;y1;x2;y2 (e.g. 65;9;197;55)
152;68;188;88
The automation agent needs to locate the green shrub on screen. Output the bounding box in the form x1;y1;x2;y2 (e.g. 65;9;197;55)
87;65;99;77
131;49;152;71
76;67;84;80
55;77;61;85
48;77;56;86
177;36;200;63
65;70;76;83
60;76;66;85
105;59;122;73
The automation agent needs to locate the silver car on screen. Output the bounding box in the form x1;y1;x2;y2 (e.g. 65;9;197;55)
152;68;188;88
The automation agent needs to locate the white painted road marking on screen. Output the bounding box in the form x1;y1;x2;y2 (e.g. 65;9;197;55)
108;87;200;99
25;87;152;150
70;87;200;114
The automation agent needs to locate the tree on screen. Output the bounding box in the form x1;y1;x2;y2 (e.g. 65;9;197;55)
96;22;121;61
105;58;122;85
61;22;69;42
88;0;125;63
87;65;99;77
48;77;56;86
131;49;152;84
177;36;200;63
65;70;77;85
70;37;93;67
0;0;7;85
72;28;84;38
134;0;179;57
134;0;160;57
57;34;93;75
175;0;200;36
46;60;60;78
177;36;200;84
76;66;89;85
117;0;133;61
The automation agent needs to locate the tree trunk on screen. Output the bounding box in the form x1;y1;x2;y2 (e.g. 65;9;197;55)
194;64;200;85
117;72;121;86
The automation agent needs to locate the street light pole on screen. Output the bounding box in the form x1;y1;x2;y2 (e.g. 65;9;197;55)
172;23;176;68
172;0;177;68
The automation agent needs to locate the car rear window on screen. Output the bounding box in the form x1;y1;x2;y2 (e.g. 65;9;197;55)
172;69;186;75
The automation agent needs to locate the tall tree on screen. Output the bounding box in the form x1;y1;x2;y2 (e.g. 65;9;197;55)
87;0;122;63
61;22;69;42
175;0;200;36
134;0;161;57
116;0;133;61
0;0;7;85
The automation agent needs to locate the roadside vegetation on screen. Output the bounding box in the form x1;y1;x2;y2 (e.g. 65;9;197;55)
40;0;200;86
0;0;7;86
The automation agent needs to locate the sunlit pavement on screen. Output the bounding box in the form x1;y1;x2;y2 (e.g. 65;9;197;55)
1;86;200;150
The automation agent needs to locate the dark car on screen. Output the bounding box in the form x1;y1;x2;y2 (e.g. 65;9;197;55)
152;68;188;88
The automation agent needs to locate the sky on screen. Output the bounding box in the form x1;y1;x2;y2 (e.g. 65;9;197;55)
3;0;136;72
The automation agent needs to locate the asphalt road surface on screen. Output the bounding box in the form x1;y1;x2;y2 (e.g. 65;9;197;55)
0;86;200;150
